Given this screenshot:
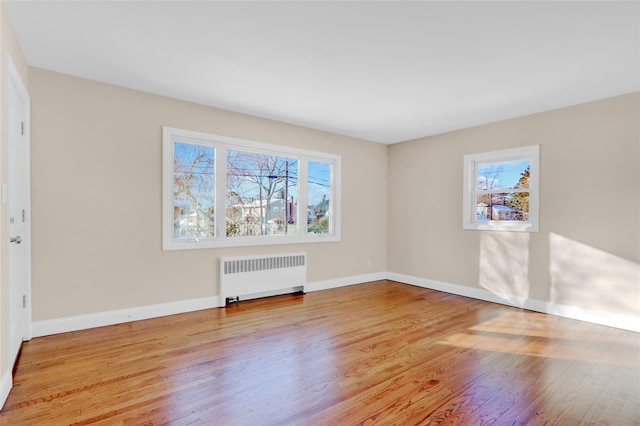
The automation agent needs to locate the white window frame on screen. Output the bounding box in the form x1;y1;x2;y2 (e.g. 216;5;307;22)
163;127;341;250
463;145;539;232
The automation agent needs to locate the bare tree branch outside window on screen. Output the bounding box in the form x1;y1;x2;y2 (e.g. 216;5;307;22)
173;142;215;238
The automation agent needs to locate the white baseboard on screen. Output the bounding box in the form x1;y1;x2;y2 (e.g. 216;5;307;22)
31;273;387;338
30;271;637;338
387;272;640;332
305;272;387;293
0;368;11;410
32;296;221;338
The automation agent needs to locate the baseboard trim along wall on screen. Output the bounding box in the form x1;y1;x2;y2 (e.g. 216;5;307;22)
387;272;640;333
31;272;388;338
305;272;387;293
31;271;637;338
0;369;12;410
32;296;221;338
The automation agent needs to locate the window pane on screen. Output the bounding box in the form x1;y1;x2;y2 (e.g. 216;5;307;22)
506;191;529;221
476;192;529;221
478;159;530;190
226;150;298;237
173;142;215;238
308;161;331;234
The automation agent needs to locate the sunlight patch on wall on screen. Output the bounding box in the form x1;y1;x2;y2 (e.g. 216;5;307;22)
549;233;640;318
479;232;530;306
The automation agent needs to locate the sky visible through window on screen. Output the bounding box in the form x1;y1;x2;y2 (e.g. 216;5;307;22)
173;143;215;206
173;142;216;238
173;143;331;205
477;159;530;190
308;160;331;205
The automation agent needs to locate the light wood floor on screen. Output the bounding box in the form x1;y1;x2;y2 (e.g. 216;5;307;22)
1;280;638;425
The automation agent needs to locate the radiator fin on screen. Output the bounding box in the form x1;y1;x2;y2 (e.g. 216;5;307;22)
223;254;306;275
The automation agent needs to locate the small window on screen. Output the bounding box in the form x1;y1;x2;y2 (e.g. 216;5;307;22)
163;127;341;250
463;145;539;232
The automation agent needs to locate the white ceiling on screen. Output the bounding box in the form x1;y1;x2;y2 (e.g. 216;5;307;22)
5;1;639;144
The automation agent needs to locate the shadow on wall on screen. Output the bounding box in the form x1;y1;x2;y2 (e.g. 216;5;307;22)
549;233;640;318
479;232;531;306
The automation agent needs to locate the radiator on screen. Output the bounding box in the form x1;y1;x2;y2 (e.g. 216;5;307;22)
220;253;306;305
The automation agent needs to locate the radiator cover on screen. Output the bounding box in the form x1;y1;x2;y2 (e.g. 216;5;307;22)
219;253;306;305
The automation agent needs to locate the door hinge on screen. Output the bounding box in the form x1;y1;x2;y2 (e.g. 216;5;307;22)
22;295;26;308
22;209;25;222
21;122;24;136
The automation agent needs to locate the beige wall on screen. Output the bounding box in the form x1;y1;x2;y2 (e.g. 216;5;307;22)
19;50;640;325
388;93;640;318
29;68;388;321
27;68;640;323
1;0;29;381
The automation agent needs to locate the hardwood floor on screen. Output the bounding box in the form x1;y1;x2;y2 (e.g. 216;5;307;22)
1;280;638;425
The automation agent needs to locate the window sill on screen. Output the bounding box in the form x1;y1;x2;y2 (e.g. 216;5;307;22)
163;233;340;251
463;221;538;233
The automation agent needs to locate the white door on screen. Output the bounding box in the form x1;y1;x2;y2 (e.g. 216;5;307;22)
6;57;31;367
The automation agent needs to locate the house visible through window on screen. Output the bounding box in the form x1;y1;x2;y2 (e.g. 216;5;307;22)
163;127;341;250
463;145;539;232
225;149;299;238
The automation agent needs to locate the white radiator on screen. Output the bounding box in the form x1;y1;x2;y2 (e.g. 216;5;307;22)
220;253;306;305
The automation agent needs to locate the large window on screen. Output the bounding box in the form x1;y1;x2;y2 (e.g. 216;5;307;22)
163;127;341;249
463;145;539;232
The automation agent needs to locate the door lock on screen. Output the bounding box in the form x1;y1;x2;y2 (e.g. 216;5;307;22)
10;236;22;244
